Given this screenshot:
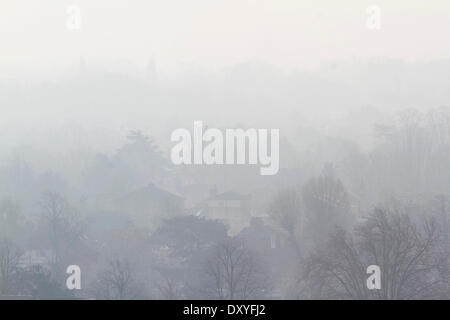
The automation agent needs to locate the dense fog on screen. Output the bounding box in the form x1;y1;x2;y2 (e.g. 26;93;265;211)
0;1;449;299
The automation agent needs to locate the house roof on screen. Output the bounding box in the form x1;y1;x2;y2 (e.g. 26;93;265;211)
119;183;185;204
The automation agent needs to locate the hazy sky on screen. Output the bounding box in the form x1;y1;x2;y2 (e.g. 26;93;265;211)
1;0;450;75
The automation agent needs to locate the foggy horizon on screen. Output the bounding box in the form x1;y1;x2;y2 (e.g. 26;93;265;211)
0;0;449;304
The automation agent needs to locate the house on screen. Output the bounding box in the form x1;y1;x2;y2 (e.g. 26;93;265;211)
237;217;289;253
116;183;185;230
197;187;253;234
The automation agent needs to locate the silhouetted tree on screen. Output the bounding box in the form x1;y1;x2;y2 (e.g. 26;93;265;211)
268;188;302;254
300;207;449;299
199;239;271;299
91;259;144;299
302;166;352;248
8;264;72;299
38;192;84;275
150;215;228;298
0;239;22;295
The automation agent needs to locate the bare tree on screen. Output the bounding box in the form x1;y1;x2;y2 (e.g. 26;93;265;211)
91;259;144;299
302;167;352;248
357;208;448;299
200;239;271;299
154;270;183;299
300;207;449;299
0;198;24;241
299;228;368;299
0;239;22;295
39;192;82;273
268;188;302;254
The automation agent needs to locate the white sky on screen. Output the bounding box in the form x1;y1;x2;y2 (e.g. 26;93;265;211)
1;0;450;74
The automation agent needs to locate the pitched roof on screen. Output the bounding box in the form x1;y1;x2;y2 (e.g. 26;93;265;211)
119;183;184;204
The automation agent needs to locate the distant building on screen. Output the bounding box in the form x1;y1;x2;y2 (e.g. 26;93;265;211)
117;183;185;230
197;187;252;234
175;183;212;209
237;217;289;253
